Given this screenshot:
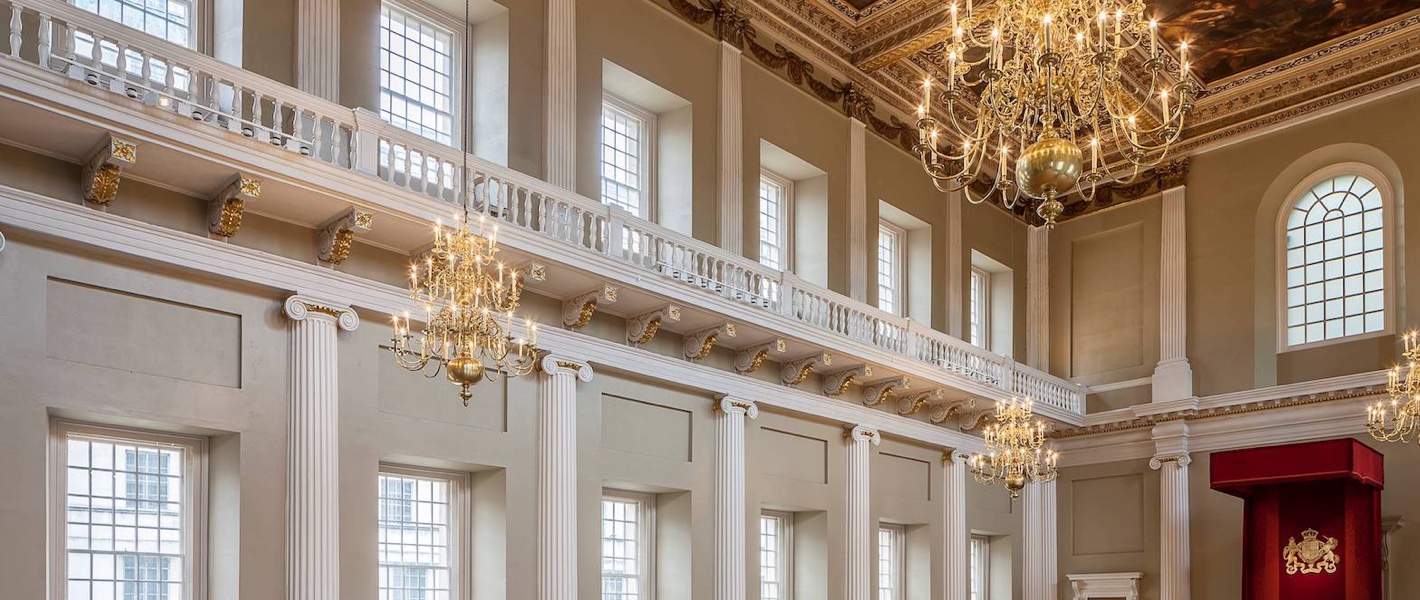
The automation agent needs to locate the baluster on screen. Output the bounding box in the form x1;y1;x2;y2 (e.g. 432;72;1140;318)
38;14;51;69
228;84;244;131
114;41;126;78
250;93;264;137
139;54;152;98
271;100;286;145
63;23;76;74
311;113;326;159
88;31;101;76
401;145;413;188
8;3;20;59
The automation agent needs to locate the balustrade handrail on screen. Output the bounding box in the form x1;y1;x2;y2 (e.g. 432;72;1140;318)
0;1;1086;416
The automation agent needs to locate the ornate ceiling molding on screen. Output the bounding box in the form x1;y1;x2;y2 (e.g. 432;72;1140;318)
1049;385;1384;440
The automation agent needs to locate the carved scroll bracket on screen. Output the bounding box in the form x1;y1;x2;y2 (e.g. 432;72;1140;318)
823;365;873;397
207;175;261;239
734;338;787;374
959;408;996;431
895;389;945;416
780;352;832;386
82;135;137;207
562;284;617;329
684;323;737;361
862;377;910;407
627;305;681;346
317;208;374;265
928;398;978;424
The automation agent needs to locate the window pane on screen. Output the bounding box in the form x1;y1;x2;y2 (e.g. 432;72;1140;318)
380;4;456;145
969;269;989;348
73;0;193;47
1282;174;1385;345
378;472;453;600
970;536;989;600
602;497;645;600
600;103;649;218
877;223;903;316
760;515;784;600
877;527;900;600
65;432;186;600
758;175;788;271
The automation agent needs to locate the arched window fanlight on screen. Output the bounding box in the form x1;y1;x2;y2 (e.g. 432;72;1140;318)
1283;173;1386;347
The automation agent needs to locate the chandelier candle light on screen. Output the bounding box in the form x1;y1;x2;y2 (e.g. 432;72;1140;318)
388;0;540;405
968;397;1059;499
1368;330;1420;443
915;0;1197;226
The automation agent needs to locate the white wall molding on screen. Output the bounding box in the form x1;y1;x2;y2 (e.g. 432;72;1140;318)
0;184;990;456
282;294;357;600
718;40;744;255
1067;572;1142;600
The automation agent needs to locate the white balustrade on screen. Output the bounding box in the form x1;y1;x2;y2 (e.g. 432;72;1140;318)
0;0;1085;415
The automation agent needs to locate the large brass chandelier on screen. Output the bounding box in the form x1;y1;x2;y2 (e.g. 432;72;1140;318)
388;0;539;405
968;397;1059;499
1368;331;1420;444
915;0;1197;226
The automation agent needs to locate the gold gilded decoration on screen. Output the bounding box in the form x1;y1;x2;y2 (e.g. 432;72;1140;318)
572;299;598;329
745;349;770;372
318;209;373;265
635;319;663;345
213;198;245;238
1284;529;1339;575
627;306;679;346
968;397;1059;499
691;334;718;360
208;175;261;238
329;230;355;264
82;135;137;206
238;177;262;198
563;285;616;329
1369;330;1420;444
735;338;787;374
109;139;137;163
781;352;831;385
85;165;122;206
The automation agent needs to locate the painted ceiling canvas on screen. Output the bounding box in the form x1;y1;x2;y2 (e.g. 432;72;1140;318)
1152;0;1419;83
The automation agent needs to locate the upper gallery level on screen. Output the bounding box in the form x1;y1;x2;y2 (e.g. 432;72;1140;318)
2;0;1419;429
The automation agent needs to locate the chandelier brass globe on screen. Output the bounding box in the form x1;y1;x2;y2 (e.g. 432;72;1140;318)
915;0;1197;226
968;397;1059;499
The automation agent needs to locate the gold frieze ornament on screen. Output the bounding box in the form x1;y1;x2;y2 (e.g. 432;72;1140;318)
1284;528;1339;575
208;175;262;238
81;135;137;206
317;208;374;265
734;338;788;374
626;306;681;346
683;323;737;361
562;284;617;329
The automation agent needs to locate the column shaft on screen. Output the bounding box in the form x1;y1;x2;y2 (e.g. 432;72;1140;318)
1153;185;1194;401
943;454;969;600
1026;226;1050;371
845;426;880;600
848;119;868;301
714;398;758;600
1022;480;1058;600
718;41;744;255
283;296;357;600
1153;454;1192;600
545;0;577;189
296;0;339;100
538;356;592;600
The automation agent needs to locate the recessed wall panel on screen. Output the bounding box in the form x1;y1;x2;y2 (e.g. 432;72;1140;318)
1070;224;1144;376
875;452;931;500
377;350;508;431
601;395;692;461
760;428;828;484
1071;473;1145;555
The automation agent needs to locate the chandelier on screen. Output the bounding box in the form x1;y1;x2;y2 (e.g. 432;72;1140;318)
968;397;1059;499
388;0;539;405
915;0;1197;226
1368;331;1420;443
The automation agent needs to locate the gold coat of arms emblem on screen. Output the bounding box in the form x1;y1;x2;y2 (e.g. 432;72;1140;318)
1283;528;1340;575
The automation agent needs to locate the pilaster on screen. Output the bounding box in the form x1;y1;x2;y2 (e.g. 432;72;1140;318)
295;0;339;100
1153;184;1194;402
943;452;970;600
545;0;577;190
714;397;758;600
1151;421;1191;600
718;40;744;255
845;425;880;600
537;355;593;600
1026;225;1049;371
848;119;868;301
282;295;358;600
1023;479;1058;600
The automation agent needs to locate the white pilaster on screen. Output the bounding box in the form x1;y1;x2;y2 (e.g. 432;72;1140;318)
538;355;593;600
714;397;758;600
1023;479;1058;600
282;295;358;600
848;119;868;301
1153;185;1194;402
845;425;880;600
295;0;339;100
943;452;970;600
718;41;744;255
946;190;964;338
1026;225;1050;371
545;0;577;190
1151;420;1191;600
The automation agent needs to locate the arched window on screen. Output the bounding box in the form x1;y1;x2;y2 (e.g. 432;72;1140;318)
1282;172;1388;347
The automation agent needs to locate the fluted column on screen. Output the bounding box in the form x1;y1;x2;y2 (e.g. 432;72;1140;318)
1026;225;1049;371
1022;479;1058;600
714;397;758;600
295;0;339;100
283;295;358;600
845;425;880;600
943;452;970;600
1153;184;1194;402
1151;453;1192;600
537;356;592;600
718;40;744;255
545;0;576;190
848;119;868;301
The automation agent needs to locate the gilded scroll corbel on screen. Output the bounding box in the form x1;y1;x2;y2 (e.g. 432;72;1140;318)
82;135;137;207
734;338;787;374
317;208;374;265
207;175;262;239
627;305;681;346
684;323;737;361
562;284;617;329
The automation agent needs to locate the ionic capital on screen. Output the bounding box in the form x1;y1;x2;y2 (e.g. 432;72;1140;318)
716;396;759;419
538;354;594;382
845;425;881;446
283;295;359;331
1149;453;1192;470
